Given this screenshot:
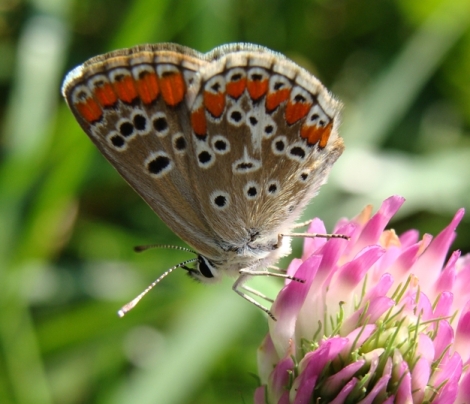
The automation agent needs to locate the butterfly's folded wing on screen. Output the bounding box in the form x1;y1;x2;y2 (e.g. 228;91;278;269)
62;43;344;263
62;44;225;258
184;45;344;249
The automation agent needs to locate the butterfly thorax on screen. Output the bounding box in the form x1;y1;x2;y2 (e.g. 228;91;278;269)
190;232;293;283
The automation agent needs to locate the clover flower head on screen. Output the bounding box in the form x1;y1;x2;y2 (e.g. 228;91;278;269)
255;196;470;404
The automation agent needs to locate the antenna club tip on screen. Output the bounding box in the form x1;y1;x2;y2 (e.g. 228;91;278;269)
117;309;126;318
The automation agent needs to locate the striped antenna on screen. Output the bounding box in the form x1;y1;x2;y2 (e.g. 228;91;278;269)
118;256;198;317
134;244;196;254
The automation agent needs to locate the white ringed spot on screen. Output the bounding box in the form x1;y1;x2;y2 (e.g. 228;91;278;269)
106;131;127;151
244;181;259;200
211;135;231;155
210;190;231;210
266;180;280;196
232;148;261;174
145;151;173;178
271;135;287;155
227;105;245;127
287;142;308;162
131;109;150;134
116;117;136;139
172;132;187;154
150;112;170;137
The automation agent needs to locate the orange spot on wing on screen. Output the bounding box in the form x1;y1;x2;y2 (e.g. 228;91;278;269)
75;98;102;123
319;122;332;148
300;122;332;147
191;107;206;137
136;72;159;104
300;125;321;145
204;91;225;118
285;101;311;125
266;89;290;112
94;83;117;107
159;72;185;106
113;75;138;103
226;78;246;99
247;79;268;101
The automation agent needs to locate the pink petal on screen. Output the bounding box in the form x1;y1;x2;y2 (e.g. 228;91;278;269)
270;255;321;356
341;297;394;335
333;217;353;234
454;255;470;309
316;223;355;285
277;391;290;404
433;291;453;318
383;356;393;378
366;296;396;323
328;378;359;404
374;244;402;277
416;333;435;363
302;218;327;259
433;320;454;360
433;353;462;404
411;356;431;403
456;370;470;403
336;245;385;289
363;273;394;302
257;334;280;384
285;258;303;285
395;232;433;277
432;352;462;395
322;360;365;394
361;352;380;391
414;291;433;320
399;229;419;247
393;243;421;276
433;384;458;404
455;301;470;364
357;373;391;404
411;209;464;293
348;196;405;258
340;325;376;355
268;356;295;403
434;250;459;294
292;338;348;404
254;386;266;404
295;232;352;344
394;359;412;404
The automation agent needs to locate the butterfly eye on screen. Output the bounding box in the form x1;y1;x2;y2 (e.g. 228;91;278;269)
197;256;216;278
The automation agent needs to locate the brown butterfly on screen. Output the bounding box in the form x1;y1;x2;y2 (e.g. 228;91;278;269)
62;43;344;319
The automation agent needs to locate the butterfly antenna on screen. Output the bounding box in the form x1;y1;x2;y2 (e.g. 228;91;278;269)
134;244;197;254
117;257;198;317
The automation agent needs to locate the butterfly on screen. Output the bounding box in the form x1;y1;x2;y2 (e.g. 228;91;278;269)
61;43;344;319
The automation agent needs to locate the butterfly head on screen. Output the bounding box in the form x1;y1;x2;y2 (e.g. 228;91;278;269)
184;255;222;284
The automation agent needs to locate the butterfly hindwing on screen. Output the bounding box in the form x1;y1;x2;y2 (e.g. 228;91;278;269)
184;46;344;250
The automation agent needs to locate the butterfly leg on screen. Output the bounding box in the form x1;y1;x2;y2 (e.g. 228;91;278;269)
234;270;305;320
292;219;315;229
277;232;349;249
241;284;275;303
268;265;285;273
239;269;304;282
232;273;276;320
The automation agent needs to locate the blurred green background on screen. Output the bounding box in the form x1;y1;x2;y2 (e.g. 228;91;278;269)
1;0;469;403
